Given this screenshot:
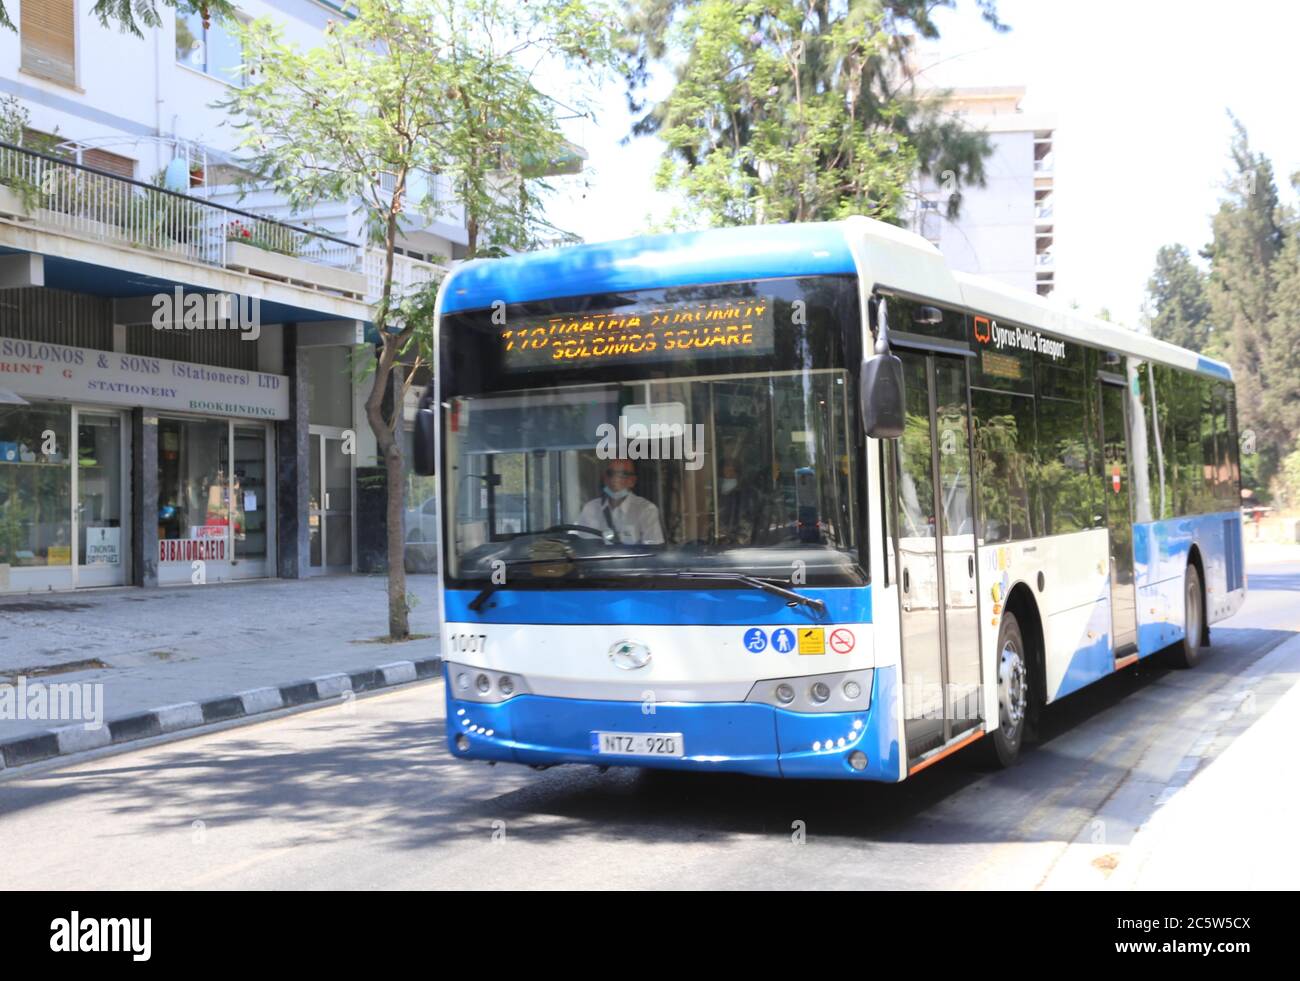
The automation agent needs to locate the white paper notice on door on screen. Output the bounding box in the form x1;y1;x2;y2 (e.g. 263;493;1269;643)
85;527;121;565
244;492;258;512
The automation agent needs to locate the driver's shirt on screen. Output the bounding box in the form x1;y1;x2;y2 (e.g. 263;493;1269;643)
577;492;665;545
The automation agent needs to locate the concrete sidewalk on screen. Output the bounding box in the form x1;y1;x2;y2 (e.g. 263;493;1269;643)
0;575;442;760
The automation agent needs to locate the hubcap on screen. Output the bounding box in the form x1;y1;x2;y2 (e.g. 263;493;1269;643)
998;642;1027;732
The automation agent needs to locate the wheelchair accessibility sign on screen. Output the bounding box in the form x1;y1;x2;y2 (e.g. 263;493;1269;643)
743;628;768;653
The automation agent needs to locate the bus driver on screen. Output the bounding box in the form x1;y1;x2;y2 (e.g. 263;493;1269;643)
578;458;665;546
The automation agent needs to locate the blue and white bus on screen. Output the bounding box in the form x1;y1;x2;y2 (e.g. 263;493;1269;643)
413;216;1245;781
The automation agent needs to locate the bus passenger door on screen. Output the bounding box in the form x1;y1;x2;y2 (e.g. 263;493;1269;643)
1099;381;1138;654
892;349;982;763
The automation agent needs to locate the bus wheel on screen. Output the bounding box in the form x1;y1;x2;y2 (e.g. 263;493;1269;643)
1167;564;1204;669
977;612;1030;768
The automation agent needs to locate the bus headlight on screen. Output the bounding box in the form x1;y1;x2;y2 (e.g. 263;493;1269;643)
745;668;873;714
447;662;530;703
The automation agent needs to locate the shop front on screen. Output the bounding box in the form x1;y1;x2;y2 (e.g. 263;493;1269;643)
0;399;128;592
155;416;276;585
0;336;288;594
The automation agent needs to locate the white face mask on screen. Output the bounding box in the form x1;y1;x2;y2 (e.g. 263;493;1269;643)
604;486;630;501
720;478;738;494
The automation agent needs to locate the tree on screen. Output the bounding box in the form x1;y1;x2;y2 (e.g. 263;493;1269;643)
619;0;1008;228
1203;114;1285;485
1264;174;1300;461
1143;244;1211;352
0;0;234;36
222;0;616;639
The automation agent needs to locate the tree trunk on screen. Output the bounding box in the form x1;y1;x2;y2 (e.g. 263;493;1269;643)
384;435;410;639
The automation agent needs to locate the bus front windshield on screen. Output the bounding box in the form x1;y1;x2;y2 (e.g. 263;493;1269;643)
440;276;865;589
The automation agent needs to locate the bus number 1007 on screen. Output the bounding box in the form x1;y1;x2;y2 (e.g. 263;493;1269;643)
450;633;488;654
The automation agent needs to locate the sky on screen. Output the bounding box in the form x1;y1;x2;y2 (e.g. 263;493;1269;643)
545;0;1300;329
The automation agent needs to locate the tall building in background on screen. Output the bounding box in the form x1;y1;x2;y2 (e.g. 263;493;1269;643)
910;86;1056;298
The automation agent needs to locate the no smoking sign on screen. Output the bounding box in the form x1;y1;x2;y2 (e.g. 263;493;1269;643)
829;628;855;654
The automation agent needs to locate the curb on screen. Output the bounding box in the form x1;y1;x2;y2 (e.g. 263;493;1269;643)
0;656;442;772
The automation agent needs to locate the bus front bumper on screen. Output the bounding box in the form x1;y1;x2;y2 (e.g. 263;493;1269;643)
444;666;903;782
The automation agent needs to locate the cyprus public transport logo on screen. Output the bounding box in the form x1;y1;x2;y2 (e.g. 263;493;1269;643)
973;315;992;345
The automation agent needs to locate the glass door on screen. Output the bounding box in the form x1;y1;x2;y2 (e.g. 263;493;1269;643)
231;423;272;578
1099;381;1137;654
74;409;128;588
309;426;353;573
892;349;982;763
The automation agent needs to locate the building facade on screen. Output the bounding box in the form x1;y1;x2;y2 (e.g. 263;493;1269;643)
910;86;1057;298
0;0;448;595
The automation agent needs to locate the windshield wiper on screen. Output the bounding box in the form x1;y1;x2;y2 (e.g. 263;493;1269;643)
467;552;653;612
670;571;828;615
467;561;827;616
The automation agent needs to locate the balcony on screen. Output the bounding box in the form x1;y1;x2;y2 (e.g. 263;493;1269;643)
364;250;446;306
0;140;368;300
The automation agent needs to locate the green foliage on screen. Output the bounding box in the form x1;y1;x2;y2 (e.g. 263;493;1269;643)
620;0;1006;228
1203;114;1285;488
1144;244;1211;353
1279;434;1300;509
0;97;42;213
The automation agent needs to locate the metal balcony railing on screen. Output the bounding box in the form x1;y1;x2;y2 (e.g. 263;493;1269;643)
0;140;361;275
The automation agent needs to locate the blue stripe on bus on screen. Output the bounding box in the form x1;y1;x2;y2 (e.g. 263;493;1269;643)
440;223;857;314
1132;509;1243;658
444;585;872;626
446;663;902;781
1196;356;1234;381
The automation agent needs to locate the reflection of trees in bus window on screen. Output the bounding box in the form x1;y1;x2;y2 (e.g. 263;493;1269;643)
972;389;1036;544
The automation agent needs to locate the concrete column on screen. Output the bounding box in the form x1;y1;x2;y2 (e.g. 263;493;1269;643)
355;349;395;574
276;325;311;578
130;410;159;587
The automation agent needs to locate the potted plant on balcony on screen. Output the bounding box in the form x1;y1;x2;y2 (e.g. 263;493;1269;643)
0;96;42;219
224;218;366;297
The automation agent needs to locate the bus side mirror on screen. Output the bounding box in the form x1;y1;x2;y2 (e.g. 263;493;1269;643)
861;354;905;439
413;392;437;476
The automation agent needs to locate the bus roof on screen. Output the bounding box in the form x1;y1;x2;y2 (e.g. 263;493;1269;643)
439;217;1233;382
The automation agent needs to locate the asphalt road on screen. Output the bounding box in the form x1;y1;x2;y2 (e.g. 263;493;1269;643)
2;558;1297;890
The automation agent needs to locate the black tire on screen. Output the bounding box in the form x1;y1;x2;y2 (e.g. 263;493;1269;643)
975;611;1031;768
1166;564;1205;669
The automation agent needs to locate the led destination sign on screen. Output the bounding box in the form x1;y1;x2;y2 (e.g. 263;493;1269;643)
498;296;777;371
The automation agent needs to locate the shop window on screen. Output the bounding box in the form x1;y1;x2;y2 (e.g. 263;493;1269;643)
157;418;231;545
0;402;73;568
